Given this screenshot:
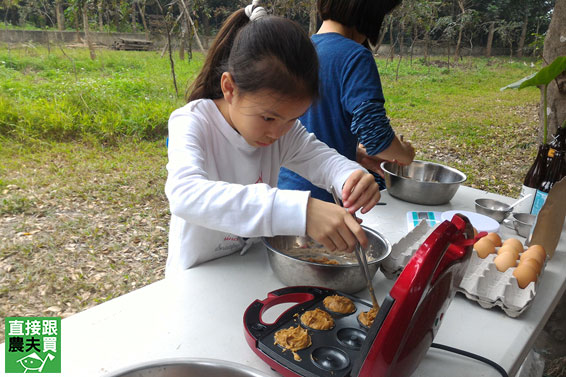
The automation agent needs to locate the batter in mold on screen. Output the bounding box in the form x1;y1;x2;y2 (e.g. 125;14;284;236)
300;308;334;330
358;307;379;327
323;295;356;314
273;325;312;361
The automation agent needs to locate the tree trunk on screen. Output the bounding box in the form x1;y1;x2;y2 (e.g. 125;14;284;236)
374;15;389;55
454;22;464;60
454;0;466;62
308;0;317;36
387;17;395;63
74;8;81;43
178;0;205;53
399;20;405;57
81;3;96;60
409;26;418;65
3;0;10;27
114;4;120;31
517;12;528;58
179;24;186;61
486;21;495;57
454;0;466;60
55;0;64;31
137;1;149;40
541;0;566;140
131;2;137;32
423;29;430;64
97;0;103;31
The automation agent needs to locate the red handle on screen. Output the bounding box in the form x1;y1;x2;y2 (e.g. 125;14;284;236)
258;292;315;325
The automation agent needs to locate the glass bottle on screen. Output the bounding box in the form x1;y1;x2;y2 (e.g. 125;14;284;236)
531;150;566;215
546;127;566;164
515;144;549;213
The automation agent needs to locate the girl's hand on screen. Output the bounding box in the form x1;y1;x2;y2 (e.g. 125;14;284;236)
356;144;386;178
394;140;415;166
341;170;381;214
306;198;367;252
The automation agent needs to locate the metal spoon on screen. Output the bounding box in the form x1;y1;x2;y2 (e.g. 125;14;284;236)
329;186;380;309
507;194;533;210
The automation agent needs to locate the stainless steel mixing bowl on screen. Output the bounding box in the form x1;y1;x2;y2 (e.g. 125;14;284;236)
381;160;467;205
475;198;512;223
106;358;271;377
263;226;391;294
512;212;536;238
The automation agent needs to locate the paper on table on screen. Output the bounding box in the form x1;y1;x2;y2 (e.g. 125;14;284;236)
529;177;566;259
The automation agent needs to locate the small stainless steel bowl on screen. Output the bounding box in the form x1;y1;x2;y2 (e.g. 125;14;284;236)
512;212;536;238
475;198;512;223
381;160;466;205
263;226;391;294
106;358;271;377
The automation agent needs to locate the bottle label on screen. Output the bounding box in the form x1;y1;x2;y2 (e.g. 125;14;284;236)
515;186;537;213
531;190;548;215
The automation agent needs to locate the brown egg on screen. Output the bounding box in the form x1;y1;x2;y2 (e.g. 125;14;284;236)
497;245;520;259
494;251;518;272
502;238;524;254
520;245;546;265
513;263;538;289
518;257;542;275
484;232;502;247
474;237;496;259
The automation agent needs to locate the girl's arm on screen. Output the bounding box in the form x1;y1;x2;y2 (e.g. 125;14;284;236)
166;111;309;238
280;122;380;251
351;100;415;166
279;121;365;199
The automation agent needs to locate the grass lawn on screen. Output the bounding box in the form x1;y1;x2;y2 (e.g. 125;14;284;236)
0;46;542;343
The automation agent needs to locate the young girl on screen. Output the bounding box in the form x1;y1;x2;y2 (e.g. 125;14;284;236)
165;1;381;276
278;0;415;202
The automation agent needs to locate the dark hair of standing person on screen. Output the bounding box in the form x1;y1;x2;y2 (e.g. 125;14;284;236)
187;9;319;103
317;0;402;45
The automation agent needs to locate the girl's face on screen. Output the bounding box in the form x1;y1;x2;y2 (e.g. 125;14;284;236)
217;72;312;147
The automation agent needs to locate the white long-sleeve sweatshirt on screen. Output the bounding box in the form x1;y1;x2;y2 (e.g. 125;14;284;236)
165;99;366;275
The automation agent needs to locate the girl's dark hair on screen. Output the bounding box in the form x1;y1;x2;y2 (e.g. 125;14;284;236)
187;9;318;102
317;0;402;45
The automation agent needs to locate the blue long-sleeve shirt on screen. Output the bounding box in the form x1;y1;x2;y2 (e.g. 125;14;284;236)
278;33;395;201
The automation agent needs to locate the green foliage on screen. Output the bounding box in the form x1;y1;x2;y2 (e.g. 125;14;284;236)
519;56;566;88
500;56;566;142
0;46;204;143
377;56;538;144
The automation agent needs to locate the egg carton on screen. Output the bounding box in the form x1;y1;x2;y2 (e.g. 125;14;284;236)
381;221;540;317
458;251;541;318
380;220;433;280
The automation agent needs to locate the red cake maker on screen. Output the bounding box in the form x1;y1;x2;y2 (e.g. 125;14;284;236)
244;214;476;377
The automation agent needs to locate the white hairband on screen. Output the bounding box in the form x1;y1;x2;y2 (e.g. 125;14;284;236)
245;0;267;21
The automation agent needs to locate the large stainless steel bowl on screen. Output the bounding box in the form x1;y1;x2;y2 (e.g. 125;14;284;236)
381;160;467;205
106;358;271;377
263;226;391;294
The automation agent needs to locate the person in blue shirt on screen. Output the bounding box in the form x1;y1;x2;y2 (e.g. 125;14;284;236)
278;0;415;203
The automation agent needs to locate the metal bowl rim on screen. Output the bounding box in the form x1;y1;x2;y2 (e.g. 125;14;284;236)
380;160;467;185
474;198;512;212
511;212;536;225
104;357;271;377
263;226;391;268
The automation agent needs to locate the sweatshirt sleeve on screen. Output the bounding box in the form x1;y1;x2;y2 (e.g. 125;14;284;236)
165;108;310;238
280;121;368;199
